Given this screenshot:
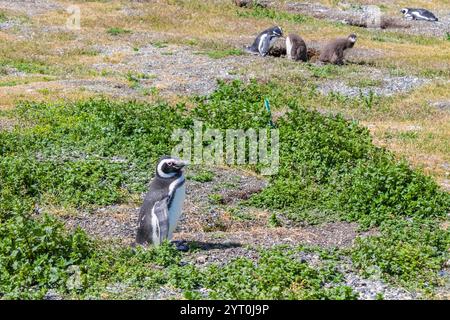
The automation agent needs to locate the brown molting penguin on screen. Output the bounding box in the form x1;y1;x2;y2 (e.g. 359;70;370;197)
286;34;308;62
319;33;357;65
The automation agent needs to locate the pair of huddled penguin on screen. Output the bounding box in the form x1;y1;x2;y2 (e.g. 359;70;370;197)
288;33;357;65
245;26;357;65
244;26;307;61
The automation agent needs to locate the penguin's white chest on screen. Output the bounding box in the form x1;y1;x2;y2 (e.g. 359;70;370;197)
258;34;268;53
286;37;293;59
168;183;185;239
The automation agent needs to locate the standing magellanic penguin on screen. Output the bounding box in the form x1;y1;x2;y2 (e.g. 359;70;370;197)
245;26;283;57
286;33;308;62
136;156;188;246
400;8;438;21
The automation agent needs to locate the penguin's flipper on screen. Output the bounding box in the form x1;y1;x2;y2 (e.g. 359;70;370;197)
151;198;170;245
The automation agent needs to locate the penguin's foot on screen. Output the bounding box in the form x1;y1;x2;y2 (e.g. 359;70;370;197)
171;240;189;252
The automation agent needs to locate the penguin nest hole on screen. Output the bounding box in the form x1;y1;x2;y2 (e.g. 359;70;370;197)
268;45;320;62
268;46;286;58
233;0;268;8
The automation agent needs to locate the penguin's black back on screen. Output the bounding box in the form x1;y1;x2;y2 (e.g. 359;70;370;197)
410;8;438;21
247;26;281;52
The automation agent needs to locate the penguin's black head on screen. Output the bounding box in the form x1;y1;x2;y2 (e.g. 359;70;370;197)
271;26;283;37
400;8;409;14
156;156;188;179
348;33;357;43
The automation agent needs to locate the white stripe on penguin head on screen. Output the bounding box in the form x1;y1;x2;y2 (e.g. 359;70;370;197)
157;158;177;179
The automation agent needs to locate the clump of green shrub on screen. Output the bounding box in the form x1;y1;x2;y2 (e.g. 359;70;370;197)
199;248;357;300
194;81;448;229
0;80;448;298
352;219;449;289
0;215;92;299
0;99;193;211
192;80;449;289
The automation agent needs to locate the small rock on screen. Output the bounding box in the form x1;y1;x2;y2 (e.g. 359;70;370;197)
43;289;63;300
196;255;208;264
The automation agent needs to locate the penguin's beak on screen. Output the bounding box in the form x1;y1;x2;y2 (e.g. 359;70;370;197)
174;160;188;170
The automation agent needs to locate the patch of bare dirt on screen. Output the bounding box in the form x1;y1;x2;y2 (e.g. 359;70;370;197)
0;117;16;131
92;44;257;96
176;221;365;250
318;74;430;98
0;0;62;15
61;165;375;255
62;166;268;243
311;58;431;98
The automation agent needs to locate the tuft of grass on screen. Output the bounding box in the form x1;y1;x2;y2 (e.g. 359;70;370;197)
347;79;382;88
106;27;132;36
0;11;7;23
140;86;159;96
0;80;19;87
360;90;377;109
125;71;154;89
151;41;168;48
0;59;53;75
228;207;254;221
307;64;342;79
208;193;224;205
206;48;243;59
188;170;214;183
268;212;281;227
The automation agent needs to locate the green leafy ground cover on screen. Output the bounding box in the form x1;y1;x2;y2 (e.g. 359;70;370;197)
0;81;448;299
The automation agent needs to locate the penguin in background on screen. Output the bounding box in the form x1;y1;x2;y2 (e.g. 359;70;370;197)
136;156;188;246
245;25;284;57
400;8;438;22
